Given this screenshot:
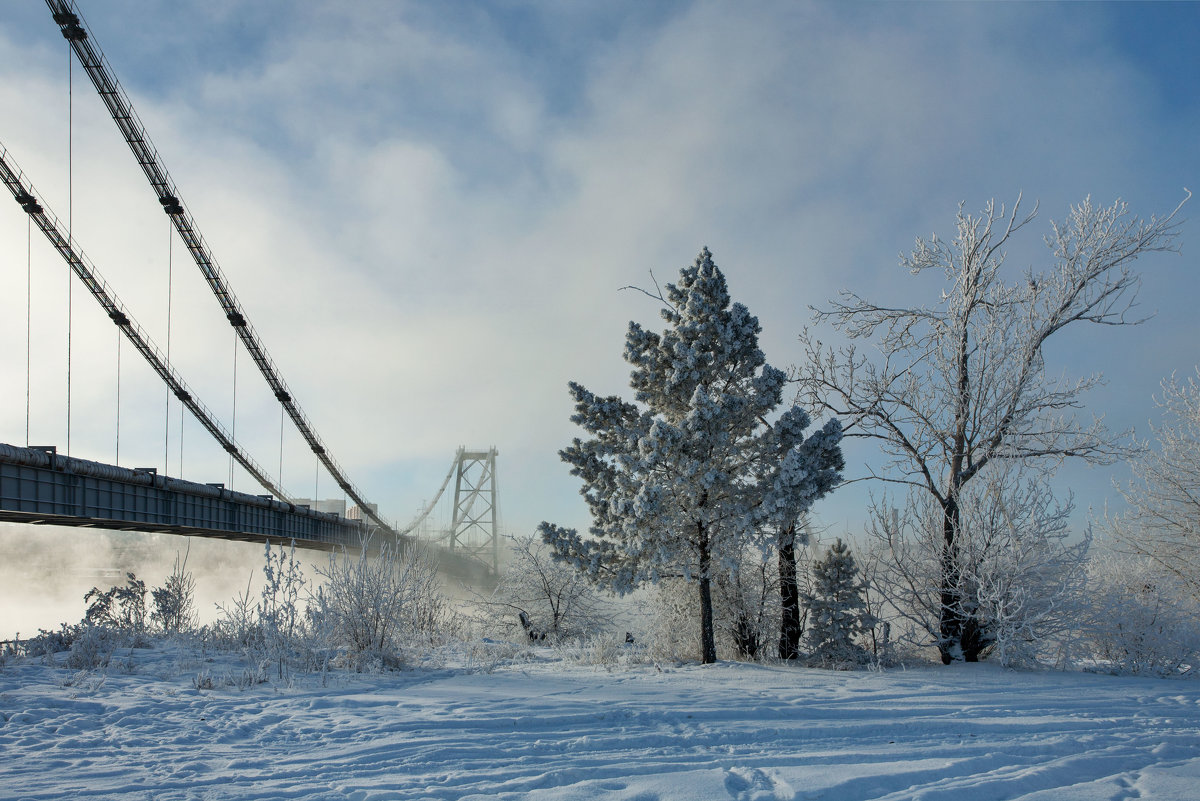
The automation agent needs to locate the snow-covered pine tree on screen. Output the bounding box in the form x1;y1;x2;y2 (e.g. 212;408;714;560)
540;248;842;664
802;538;876;666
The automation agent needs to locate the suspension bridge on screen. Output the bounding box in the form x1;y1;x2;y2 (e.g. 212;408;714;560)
0;1;501;584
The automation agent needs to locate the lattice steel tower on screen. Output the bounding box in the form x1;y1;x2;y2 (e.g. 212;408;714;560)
449;448;499;574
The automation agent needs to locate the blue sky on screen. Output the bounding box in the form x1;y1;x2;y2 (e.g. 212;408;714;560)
1;1;1197;544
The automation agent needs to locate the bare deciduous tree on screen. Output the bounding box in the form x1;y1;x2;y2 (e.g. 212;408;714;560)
798;193;1188;662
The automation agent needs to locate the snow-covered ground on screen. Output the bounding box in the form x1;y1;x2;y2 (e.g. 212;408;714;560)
3;644;1200;801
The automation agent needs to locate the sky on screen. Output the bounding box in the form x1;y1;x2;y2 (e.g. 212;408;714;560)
1;1;1198;549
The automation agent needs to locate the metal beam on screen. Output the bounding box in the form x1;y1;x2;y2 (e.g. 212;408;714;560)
0;443;497;586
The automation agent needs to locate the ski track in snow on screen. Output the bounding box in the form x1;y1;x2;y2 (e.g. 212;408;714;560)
3;650;1200;800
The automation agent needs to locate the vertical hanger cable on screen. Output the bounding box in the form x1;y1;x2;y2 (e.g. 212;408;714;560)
230;329;237;488
115;328;121;464
66;41;74;456
25;216;32;447
278;405;285;492
164;218;173;474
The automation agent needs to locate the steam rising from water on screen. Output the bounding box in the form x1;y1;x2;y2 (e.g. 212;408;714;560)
0;524;310;640
0;524;500;641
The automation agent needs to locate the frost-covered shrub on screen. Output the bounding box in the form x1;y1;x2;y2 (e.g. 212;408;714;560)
463;638;535;674
213;577;260;649
556;632;636;670
646;560;780;664
867;467;1089;667
210;540;311;680
644;580;702;664
471;533;613;645
1080;552;1200;677
151;552;197;635
313;541;447;669
66;625;119;670
17;624;81;659
59;668;107;694
254;540;310;680
259;541;306;647
1109;370;1200;602
84;573;148;636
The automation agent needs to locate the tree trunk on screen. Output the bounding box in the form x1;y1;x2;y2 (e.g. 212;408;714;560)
733;611;759;659
938;495;964;664
778;524;802;660
698;530;717;664
938;494;990;663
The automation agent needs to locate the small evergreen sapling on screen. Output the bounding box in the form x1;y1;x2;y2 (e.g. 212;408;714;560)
802;539;876;665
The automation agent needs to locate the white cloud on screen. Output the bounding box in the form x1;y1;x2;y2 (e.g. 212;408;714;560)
0;1;1195;541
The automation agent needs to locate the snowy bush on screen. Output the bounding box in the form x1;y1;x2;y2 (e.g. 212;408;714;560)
857;547;897;665
463;638;535;674
258;541;307;654
16;624;81;660
714;546;780;661
1109;369;1200;602
471;533;613;645
213;576;259;650
210;540;311;681
644;580;702;664
556;632;637;670
313;540;448;670
1080;551;1200;677
84;572;149;640
646;555;782;665
151;551;197;635
65;625;119;670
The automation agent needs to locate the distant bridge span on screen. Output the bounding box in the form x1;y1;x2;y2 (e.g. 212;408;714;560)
0;443;496;587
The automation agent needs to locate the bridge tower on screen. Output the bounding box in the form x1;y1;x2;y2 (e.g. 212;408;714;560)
449;448;499;574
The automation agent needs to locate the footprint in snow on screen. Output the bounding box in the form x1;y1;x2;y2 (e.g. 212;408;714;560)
1110;774;1143;801
724;766;795;800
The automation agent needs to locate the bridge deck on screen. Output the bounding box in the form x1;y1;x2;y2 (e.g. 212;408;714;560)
0;443;494;585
